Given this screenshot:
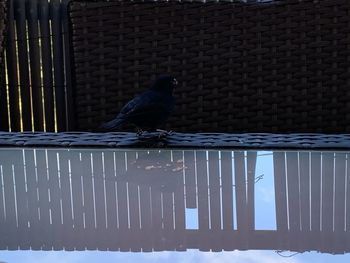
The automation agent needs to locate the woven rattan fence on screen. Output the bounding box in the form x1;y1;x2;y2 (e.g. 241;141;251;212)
69;0;350;133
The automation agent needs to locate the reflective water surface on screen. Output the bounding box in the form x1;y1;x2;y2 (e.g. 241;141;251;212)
0;148;350;262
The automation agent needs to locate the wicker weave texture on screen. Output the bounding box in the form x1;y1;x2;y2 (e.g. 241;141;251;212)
69;0;350;133
1;132;350;150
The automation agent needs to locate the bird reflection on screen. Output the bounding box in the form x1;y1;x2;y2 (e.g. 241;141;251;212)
117;151;186;192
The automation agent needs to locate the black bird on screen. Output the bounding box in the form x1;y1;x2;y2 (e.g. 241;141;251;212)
99;75;177;133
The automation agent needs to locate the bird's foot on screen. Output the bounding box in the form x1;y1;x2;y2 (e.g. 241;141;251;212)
156;129;173;138
136;129;144;136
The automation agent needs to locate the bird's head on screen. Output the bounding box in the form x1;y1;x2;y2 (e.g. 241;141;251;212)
151;75;177;94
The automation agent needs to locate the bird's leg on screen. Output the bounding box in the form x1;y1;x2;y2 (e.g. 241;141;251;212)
156;129;173;138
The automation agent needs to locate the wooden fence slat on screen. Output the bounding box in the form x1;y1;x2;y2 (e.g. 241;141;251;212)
103;151;119;251
139;184;152;251
184;150;196;208
58;150;74;250
126;151;141;251
15;0;32;130
6;0;20;131
0;150;18;249
299;152;310;232
39;0;55;131
35;149;53;249
24;149;41;249
286;151;301;251
334;153;346;253
51;0;66;131
61;0;75;130
310;152;321;249
321;152;334;252
115;151;129;251
172;150;186;251
46;149;63;250
158;150;175;250
27;0;43;131
196;150;210;251
0;60;9;130
151;180;162;251
11;149;29;249
234;151;248;248
220;151;234;250
69;150;85;250
91;151;108;250
273;152;288;230
247;151;257;232
273;152;288;248
80;152;96;250
208;150;221;251
130;150;152;251
346;153;350;249
0;152;6;249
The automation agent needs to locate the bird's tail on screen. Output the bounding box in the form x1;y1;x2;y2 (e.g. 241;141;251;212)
97;118;125;132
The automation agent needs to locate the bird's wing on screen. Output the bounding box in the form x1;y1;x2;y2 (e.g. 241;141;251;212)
118;91;171;119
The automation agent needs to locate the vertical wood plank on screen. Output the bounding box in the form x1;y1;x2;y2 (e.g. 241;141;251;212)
346;153;350;248
27;0;43;131
4;0;20;131
196;150;210;250
12;149;29;249
91;151;108;250
286;151;301;251
103;151;119;251
273;152;288;247
0;60;9;131
321;152;334;251
58;149;74;250
0;152;6;249
46;149;63;250
61;0;75;130
273;152;288;230
115;151;129;251
80;152;96;250
69;150;85;250
220;151;234;250
208;150;221;251
128;149;152;251
15;0;32;130
39;0;55;131
234;151;248;248
184;150;196;208
139;182;152;251
51;0;66;131
24;149;41;249
159;150;174;250
334;153;346;252
151;184;162;251
0;150;18;249
310;152;321;248
162;191;174;250
172;150;186;251
246;151;257;232
35;149;52;249
126;151;141;251
299;152;310;232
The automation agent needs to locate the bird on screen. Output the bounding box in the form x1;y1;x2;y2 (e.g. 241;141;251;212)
98;75;177;134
